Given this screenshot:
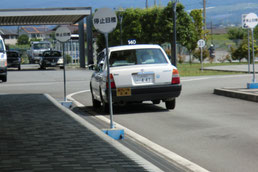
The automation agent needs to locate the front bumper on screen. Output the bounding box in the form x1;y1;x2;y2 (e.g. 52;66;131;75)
43;58;59;67
7;60;20;68
104;84;182;103
0;66;7;76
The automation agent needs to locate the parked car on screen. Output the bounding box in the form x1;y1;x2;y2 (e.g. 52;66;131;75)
39;50;62;69
56;57;64;68
27;41;51;64
90;44;182;112
0;35;7;82
7;50;21;70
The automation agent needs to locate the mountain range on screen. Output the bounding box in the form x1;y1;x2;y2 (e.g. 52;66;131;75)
0;0;257;26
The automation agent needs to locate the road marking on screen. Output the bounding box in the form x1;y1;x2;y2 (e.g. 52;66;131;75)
181;74;250;82
67;90;210;172
0;82;55;87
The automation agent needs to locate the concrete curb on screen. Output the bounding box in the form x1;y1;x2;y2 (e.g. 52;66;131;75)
68;91;210;172
214;88;258;102
44;94;163;172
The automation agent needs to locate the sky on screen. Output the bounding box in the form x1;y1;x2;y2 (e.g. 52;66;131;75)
0;0;257;11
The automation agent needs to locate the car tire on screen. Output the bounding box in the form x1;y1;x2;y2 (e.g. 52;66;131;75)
152;100;161;104
90;87;101;109
1;75;7;82
102;102;109;113
165;99;176;110
18;65;21;70
100;89;109;113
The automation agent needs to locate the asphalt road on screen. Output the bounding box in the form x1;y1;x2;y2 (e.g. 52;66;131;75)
1;65;258;172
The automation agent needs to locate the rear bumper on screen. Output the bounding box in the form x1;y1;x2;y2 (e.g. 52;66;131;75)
104;84;182;103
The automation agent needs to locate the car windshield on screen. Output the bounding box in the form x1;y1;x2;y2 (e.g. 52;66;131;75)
7;51;18;57
33;43;50;50
109;48;168;67
43;51;61;57
0;40;4;52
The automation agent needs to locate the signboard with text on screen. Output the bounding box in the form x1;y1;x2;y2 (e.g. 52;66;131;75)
93;8;117;34
55;26;71;43
244;13;258;29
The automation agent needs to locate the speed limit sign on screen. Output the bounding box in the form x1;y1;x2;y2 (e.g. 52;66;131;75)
197;39;205;48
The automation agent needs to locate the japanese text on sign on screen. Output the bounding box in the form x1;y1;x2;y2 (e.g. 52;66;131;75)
94;17;117;25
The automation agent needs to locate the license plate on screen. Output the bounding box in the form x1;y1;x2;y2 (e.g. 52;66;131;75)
133;74;154;84
51;62;56;66
116;88;131;97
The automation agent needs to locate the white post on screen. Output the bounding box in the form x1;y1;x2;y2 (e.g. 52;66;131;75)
201;47;203;72
104;33;114;129
251;28;256;83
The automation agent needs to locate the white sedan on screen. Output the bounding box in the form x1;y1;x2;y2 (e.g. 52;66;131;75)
90;44;181;112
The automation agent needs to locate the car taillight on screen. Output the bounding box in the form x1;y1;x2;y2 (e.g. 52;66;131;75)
106;74;116;89
171;69;180;84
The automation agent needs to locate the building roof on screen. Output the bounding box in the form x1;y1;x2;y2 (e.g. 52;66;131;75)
0;28;18;35
21;26;49;34
0;7;91;26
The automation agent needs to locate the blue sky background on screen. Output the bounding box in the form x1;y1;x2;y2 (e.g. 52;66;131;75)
0;0;257;11
0;0;257;25
1;0;257;10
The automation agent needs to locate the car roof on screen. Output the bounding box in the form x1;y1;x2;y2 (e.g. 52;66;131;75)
108;44;162;52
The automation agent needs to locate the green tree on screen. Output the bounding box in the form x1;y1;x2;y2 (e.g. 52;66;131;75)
140;7;163;44
17;34;29;45
160;2;197;60
186;9;203;64
254;25;258;40
227;27;245;46
231;38;258;62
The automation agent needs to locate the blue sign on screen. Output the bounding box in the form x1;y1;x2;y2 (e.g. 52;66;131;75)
128;39;136;45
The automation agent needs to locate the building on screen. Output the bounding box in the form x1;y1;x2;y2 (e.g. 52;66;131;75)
19;26;49;40
0;28;18;45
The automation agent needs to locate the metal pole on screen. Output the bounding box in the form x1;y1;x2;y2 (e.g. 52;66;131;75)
79;19;85;68
172;1;177;66
248;29;251;73
251;28;256;83
201;47;203;72
119;14;123;45
63;43;67;101
203;0;206;31
104;33;114;129
86;11;94;66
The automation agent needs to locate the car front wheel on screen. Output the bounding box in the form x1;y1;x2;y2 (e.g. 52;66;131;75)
1;75;7;82
165;99;176;110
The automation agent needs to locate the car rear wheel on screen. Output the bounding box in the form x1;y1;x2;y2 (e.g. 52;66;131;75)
91;93;101;109
165;99;176;110
100;89;109;113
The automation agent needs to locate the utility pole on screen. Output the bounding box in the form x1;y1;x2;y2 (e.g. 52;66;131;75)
154;0;157;6
172;0;178;67
211;21;213;45
146;0;148;8
203;0;206;31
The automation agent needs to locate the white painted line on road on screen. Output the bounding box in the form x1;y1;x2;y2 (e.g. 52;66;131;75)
0;82;55;87
67;90;90;99
67;90;210;172
181;74;250;82
46;93;163;172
